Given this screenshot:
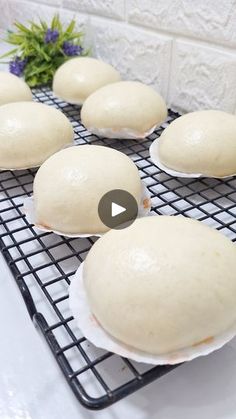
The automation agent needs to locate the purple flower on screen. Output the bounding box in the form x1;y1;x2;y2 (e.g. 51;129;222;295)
9;57;27;76
44;28;59;44
62;41;83;56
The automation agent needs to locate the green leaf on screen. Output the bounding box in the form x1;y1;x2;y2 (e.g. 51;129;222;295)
51;13;62;31
6;33;26;46
40;20;48;31
51;14;57;29
0;48;18;59
28;64;51;76
65;19;76;35
26;74;38;87
29;21;41;31
14;22;31;34
82;47;90;56
65;32;83;41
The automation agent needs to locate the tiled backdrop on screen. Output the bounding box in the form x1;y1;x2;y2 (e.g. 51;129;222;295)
0;0;236;113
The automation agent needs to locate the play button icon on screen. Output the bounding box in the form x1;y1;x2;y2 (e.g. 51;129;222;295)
112;202;126;217
98;189;138;230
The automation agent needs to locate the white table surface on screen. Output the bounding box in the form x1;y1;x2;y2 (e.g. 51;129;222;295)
1;46;236;419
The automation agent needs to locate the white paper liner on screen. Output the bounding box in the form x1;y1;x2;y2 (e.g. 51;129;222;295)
86;124;158;140
69;262;236;365
23;181;151;238
149;140;236;179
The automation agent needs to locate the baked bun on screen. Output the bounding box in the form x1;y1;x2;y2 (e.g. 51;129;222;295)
53;57;121;104
0;102;74;170
84;215;236;355
0;71;32;105
155;110;236;177
33;145;141;234
81;81;167;139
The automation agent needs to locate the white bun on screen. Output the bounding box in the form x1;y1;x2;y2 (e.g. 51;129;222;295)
0;102;74;170
81;81;167;139
156;110;236;177
0;72;32;105
33;145;141;234
84;216;236;355
0;71;32;105
53;57;121;104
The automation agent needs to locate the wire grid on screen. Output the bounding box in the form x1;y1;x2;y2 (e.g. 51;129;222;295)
0;87;235;410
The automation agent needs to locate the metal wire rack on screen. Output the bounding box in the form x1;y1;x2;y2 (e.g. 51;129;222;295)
0;87;235;410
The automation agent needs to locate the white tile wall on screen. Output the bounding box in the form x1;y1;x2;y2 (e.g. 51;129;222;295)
62;0;125;21
170;40;236;113
128;0;236;48
0;0;236;113
92;18;172;98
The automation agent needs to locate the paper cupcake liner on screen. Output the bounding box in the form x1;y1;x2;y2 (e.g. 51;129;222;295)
86;124;158;140
69;262;236;365
149;140;235;179
23;181;151;238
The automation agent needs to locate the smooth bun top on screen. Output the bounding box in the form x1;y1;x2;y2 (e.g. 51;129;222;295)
0;101;74;169
0;71;32;105
81;81;167;137
33;145;141;234
53;57;121;104
157;110;236;177
84;215;236;355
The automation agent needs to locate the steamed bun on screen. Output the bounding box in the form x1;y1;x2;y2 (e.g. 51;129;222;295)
53;57;121;104
84;216;236;355
33;145;142;234
81;81;167;139
0;72;32;105
155;110;236;177
0;102;74;170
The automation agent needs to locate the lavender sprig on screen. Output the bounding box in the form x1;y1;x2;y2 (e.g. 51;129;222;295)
0;14;88;87
9;57;27;76
62;41;83;56
44;28;59;44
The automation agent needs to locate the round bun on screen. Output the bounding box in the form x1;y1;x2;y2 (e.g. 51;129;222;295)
157;110;236;177
84;216;236;355
0;72;32;105
81;81;167;139
0;102;74;170
53;57;121;104
33;145;141;234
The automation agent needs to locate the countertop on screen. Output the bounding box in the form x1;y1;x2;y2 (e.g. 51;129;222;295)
1;46;236;419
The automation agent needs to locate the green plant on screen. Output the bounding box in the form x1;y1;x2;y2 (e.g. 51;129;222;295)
0;14;88;87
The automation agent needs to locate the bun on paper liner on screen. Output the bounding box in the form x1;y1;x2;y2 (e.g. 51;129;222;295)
0;101;74;170
24;145;151;237
150;110;236;179
53;57;121;105
23;182;150;238
149;140;203;179
81;81;167;140
69;216;236;364
0;71;32;106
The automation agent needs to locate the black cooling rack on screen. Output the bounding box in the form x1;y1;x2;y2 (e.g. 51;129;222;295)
0;88;235;410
